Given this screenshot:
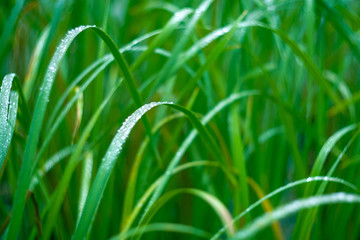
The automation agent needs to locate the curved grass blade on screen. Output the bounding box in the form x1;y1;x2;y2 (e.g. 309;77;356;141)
111;222;211;240
178;20;342;107
0;74;19;170
23;27;50;100
7;24;166;239
247;177;284;240
178;11;248;101
139;90;259;229
73;98;235;239
231;192;360;239
90;27;164;169
77;151;93;219
42;80;121;239
29;146;75;191
5;25;96;240
325;70;356;120
293;124;360;239
32;0;66;99
45;56;111;132
72;102;170;240
122;160;236;233
36;58;113;163
211;176;359;239
137;188;236;239
147;0;214;99
120;113;184;230
319;0;360;61
310;124;357;178
131;8;193;71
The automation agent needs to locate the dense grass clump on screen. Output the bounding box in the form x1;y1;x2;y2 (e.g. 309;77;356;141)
1;0;360;239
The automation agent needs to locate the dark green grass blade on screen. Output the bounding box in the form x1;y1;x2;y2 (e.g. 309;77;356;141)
319;0;360;61
111;222;211;240
0;0;25;64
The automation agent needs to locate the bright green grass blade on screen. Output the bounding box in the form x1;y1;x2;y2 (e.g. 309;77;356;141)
0;74;18;170
229;105;249;216
0;0;25;63
231;192;360;239
211;176;359;239
111;222;211;240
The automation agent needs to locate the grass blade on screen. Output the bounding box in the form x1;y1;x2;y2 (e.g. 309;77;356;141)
0;0;25;63
112;222;211;240
0;74;18;170
5;25;95;240
232;192;360;239
135;188;235;239
211;176;359;239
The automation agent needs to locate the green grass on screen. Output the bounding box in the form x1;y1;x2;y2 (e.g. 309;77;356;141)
1;0;360;239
